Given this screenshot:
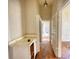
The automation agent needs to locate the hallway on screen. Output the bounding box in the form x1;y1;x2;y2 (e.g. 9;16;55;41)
8;0;70;59
35;20;57;59
35;40;57;59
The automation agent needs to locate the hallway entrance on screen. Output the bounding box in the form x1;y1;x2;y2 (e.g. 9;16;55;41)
41;20;50;42
35;20;57;59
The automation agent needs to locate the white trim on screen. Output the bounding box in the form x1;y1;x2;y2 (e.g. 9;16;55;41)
9;35;38;46
8;35;25;45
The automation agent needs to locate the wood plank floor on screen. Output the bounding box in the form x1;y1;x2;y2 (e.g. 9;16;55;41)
61;41;70;59
35;41;70;59
35;41;58;59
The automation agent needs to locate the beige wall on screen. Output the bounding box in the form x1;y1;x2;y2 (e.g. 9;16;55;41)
20;0;39;34
50;0;69;57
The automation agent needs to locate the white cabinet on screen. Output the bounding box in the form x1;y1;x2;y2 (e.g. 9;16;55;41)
9;38;40;59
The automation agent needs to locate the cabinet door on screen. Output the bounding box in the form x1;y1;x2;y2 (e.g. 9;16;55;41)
30;43;34;59
13;45;30;59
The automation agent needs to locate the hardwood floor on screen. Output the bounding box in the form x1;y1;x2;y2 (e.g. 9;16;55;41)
61;41;70;59
35;40;70;59
35;41;58;59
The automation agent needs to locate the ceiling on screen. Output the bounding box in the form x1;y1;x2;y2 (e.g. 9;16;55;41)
37;0;54;6
9;0;54;6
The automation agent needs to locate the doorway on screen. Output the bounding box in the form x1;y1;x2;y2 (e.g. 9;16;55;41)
40;20;50;42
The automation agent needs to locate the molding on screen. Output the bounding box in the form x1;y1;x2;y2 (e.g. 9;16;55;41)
8;35;25;46
8;34;39;46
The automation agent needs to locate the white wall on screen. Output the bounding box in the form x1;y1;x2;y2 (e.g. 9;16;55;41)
9;0;40;59
8;0;23;41
13;45;30;59
20;2;41;55
51;13;59;57
62;3;70;41
9;0;40;41
20;1;40;53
